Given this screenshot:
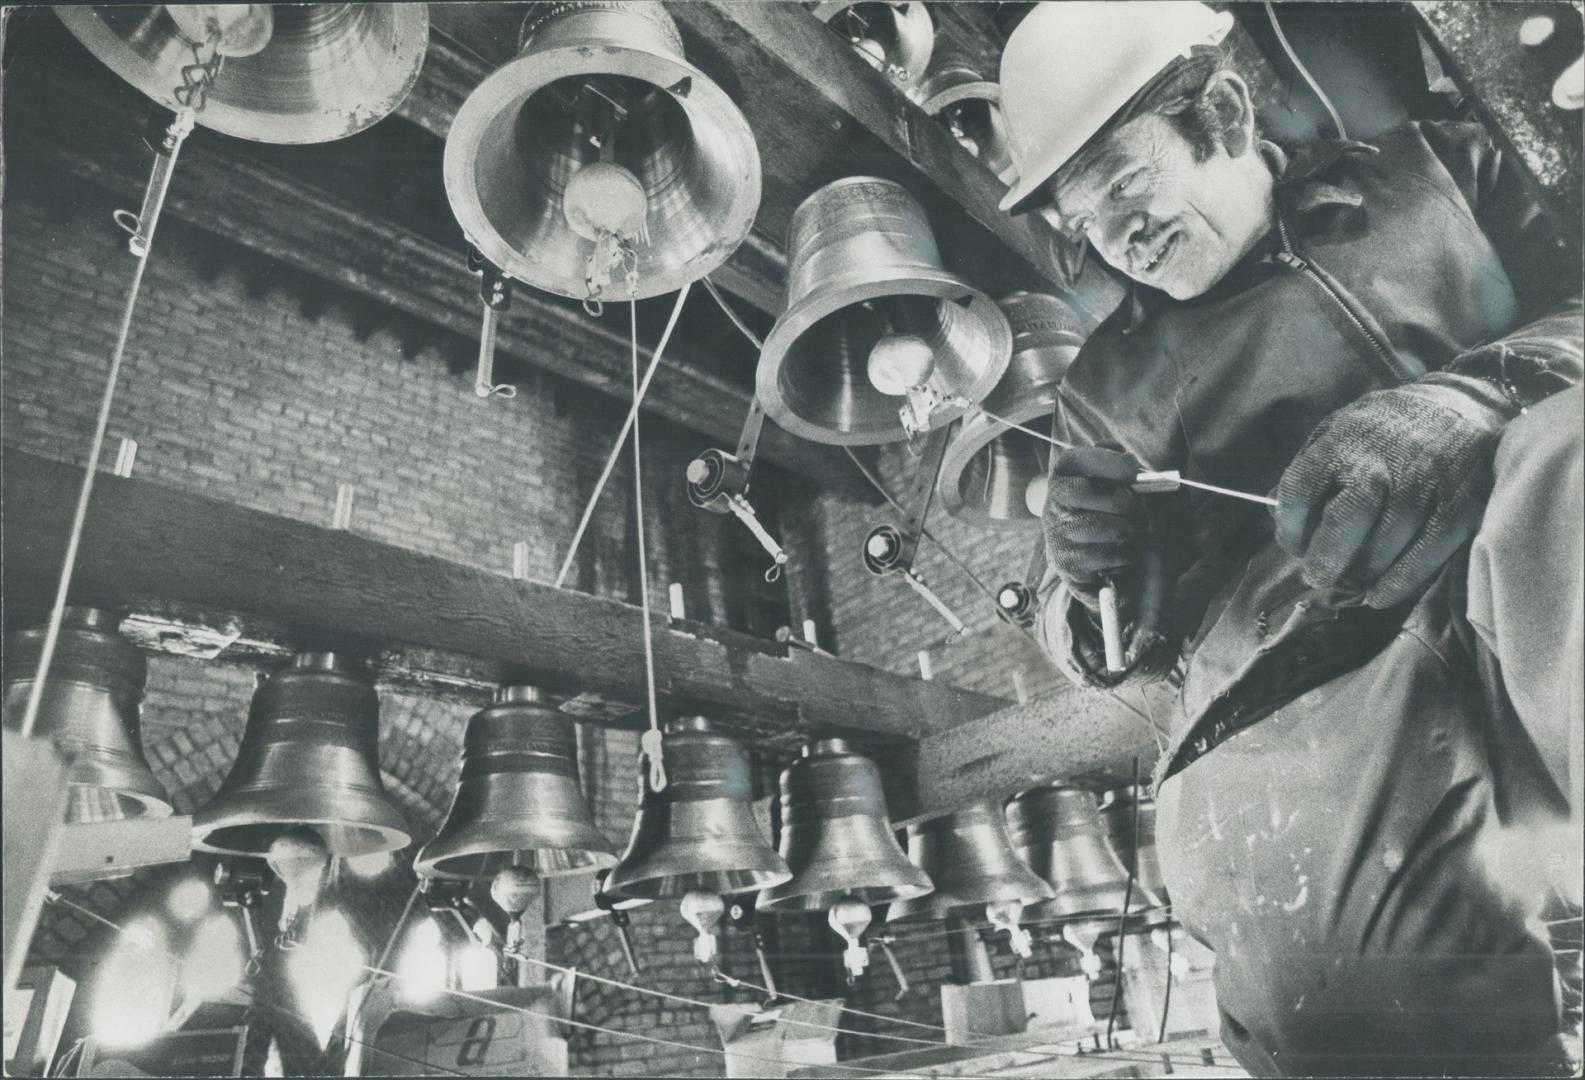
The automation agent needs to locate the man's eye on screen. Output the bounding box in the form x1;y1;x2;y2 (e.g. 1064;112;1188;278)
1111;170;1140;197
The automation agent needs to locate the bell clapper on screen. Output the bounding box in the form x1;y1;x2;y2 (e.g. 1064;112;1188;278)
986;899;1035;959
1063;920;1107;981
681;890;726;967
828;896;874;982
490;865;539;964
265;827;331;948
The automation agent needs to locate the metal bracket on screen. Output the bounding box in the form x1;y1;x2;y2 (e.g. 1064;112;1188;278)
995;542;1047;628
687;398;788;580
420;876;483;943
467;246;516;399
862;426;964;637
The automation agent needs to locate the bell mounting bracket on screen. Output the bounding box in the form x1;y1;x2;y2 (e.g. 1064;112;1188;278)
215;859;269;973
687;397;788;581
724;894;780;1006
592;870;642;976
420;876;486;944
861;425;966;638
467;245;517;399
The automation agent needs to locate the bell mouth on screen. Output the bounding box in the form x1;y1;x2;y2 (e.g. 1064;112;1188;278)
55;4;429;144
940;412;1057;525
444;44;760;301
607;863;792;901
758;280;1010;445
65;783;172;826
193;818;410;859
933;95;1016;183
417;846;617;882
761;879;932;914
812;2;935;88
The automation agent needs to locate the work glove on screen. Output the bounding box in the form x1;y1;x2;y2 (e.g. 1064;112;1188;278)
1274;375;1512;609
1043;446;1174;685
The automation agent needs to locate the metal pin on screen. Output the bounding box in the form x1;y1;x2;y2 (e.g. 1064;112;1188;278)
1099;583;1126;674
112;437;138;478
332;483;356;531
1012;670;1028;705
669;582;686;621
512;541;530;581
802;619;819;648
917;650;933;681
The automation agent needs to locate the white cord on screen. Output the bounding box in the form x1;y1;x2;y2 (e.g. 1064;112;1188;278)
1265;1;1348;140
554;282;692;589
630;299;665;792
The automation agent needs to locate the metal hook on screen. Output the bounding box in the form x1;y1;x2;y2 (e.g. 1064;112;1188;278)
764;563;782;584
583;296;604;318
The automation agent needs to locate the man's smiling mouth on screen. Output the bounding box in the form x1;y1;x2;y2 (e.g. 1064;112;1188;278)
1138;229;1180;277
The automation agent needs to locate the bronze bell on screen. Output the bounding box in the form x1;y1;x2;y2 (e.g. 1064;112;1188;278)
192;652;409;857
56;5;429;144
604;717;790;900
809;2;934;91
908;39;1014;183
443;0;761;303
886;801;1052;923
940;291;1085;525
1005;785;1132;921
758;739;932;912
756;177;1012;445
415;687;615;880
1099;786;1168;913
3;607;172;824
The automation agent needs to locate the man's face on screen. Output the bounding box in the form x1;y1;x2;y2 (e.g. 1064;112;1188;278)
1050;111;1268;301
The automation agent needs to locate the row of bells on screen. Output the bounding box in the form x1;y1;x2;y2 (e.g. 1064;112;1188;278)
4;610;1166;923
60;2;1074;523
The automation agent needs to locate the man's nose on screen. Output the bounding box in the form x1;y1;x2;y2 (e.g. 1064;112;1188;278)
1097;211;1149;270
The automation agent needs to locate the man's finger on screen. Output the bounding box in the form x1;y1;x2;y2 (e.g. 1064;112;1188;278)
1051;446;1141;484
1054;510;1135;545
1300;476;1386;591
1047;475;1135;516
1274;433;1346;554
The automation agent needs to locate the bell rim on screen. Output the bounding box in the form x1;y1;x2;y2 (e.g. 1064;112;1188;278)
64;779;175;821
756;274;1012;446
810;0;936;91
442;41;762;302
918;77;1000;117
55;4;430;145
603;860;793;900
191;810;411;857
938;398;1061;525
757;876;934;913
414;841;618;881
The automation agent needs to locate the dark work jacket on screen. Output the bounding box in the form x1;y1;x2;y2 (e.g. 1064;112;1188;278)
1034;122;1583;1075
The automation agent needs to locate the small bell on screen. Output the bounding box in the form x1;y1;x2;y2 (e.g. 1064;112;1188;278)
1099;786;1169;913
886;801;1052;925
3;607;172;824
828;896;873;981
758;740;932;913
809;2;935;89
680;890;725;966
1005;785;1132;921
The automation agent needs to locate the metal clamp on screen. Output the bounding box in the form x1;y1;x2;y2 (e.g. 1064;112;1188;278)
687;398;788;581
468;246;517;399
860;426;966;637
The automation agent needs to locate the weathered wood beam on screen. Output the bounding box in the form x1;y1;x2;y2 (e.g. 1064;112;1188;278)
891;686;1161;827
7;27;854;493
2;452;1005;749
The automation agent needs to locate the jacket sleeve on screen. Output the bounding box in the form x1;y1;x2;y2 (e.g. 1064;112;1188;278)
1413;120;1583;406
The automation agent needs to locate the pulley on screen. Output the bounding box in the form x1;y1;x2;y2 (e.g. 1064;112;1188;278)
809;2;934;90
756;177;1011;445
55;4;429;144
1004;784;1132;922
604;717;791;900
939;291;1085;525
3;607;172;824
442;1;761;304
758;739;932;913
192;652;410;857
415;686;615;880
885;802;1053;929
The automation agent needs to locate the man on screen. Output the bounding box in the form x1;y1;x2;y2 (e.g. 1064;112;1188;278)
997;3;1583;1075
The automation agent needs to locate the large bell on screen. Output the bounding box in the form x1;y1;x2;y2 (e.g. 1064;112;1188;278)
2;608;172;824
758;739;932;912
1099;786;1168;912
1005;785;1133;921
443;1;761;303
192;652;409;857
757;177;1012;445
55;5;429;144
939;291;1084;525
886;801;1052;922
909;41;1014;183
415;687;615;880
604;717;790;899
809;2;934;91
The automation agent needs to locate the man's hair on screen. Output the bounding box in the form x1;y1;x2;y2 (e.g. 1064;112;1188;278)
1056;46;1246;191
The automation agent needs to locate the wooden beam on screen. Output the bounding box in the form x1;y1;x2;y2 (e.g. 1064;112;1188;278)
2;452;1005;749
7;25;856;493
891;686;1161;827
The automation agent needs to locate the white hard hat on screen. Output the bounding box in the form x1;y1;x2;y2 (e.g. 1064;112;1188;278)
998;1;1234;214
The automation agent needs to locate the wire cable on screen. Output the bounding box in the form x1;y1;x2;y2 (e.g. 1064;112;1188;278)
1157;919;1174;1044
629;299;666;790
702;276;764;351
554;282;692;590
1104;757;1142;1048
1265;1;1348;140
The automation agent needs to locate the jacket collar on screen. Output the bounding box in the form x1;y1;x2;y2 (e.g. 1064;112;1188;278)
1117;137;1380;332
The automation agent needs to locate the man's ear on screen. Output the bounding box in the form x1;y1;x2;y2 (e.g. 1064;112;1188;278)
1201;71;1256;158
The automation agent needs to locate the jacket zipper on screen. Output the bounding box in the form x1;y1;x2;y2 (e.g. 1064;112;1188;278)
1274;215;1411;384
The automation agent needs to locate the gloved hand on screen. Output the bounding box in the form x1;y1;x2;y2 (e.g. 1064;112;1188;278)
1274;375;1512;608
1042;446;1146;609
